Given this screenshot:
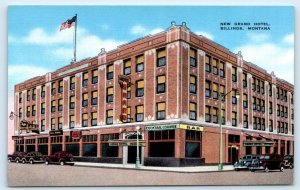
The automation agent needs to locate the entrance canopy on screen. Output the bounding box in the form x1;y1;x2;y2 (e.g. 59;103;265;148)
243;141;275;147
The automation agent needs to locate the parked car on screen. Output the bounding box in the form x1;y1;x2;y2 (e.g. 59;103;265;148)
8;151;26;163
249;154;284;172
21;151;44;164
234;154;260;171
44;151;74;166
283;155;294;169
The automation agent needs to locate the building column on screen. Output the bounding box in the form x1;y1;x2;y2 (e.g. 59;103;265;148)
175;129;185;158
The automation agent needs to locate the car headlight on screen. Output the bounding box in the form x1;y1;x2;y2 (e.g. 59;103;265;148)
259;161;262;164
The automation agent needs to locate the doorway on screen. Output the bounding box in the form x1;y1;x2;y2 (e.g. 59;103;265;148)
228;146;239;164
126;133;142;164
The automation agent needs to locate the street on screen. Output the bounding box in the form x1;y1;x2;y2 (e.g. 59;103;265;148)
7;163;293;186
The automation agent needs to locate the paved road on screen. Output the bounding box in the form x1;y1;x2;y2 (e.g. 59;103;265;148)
7;163;293;186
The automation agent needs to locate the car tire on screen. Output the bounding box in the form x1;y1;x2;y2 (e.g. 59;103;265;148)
16;159;20;163
280;165;284;172
22;159;26;164
8;158;11;163
264;166;269;172
45;160;49;165
60;161;65;166
289;164;294;169
30;160;34;164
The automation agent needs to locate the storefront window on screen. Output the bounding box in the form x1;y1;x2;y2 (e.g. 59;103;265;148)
148;130;175;157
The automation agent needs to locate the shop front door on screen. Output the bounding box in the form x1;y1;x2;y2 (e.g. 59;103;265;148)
127;146;141;164
228;146;239;164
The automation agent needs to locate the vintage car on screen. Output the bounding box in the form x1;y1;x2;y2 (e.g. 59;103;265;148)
249;154;284;172
21;151;44;164
44;151;74;166
234;154;260;171
283;155;294;169
8;151;26;163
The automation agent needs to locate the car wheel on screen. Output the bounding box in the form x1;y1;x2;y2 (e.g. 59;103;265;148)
8;158;11;163
280;165;284;172
289;164;294;169
45;160;49;165
264;166;269;172
16;159;20;163
30;160;34;164
60;161;65;166
22;159;26;164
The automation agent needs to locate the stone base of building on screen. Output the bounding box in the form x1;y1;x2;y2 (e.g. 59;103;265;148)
144;157;205;167
73;157;122;164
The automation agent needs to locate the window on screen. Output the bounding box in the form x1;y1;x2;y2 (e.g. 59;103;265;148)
292;109;294;119
291;94;293;104
256;79;260;93
69;96;75;109
269;84;272;97
41;85;45;97
136;55;144;72
157;75;166;93
69;115;75;129
220;85;225;101
189;102;196;120
261;100;265;113
212;58;218;75
82;93;88;107
58;117;62;129
257;99;261;111
190;48;197;67
243;114;248;128
136;80;144;97
106;110;113;124
261;81;265;94
41;119;45;132
92;91;98;105
124;59;131;75
82;72;89;87
220;61;225;78
32;105;36;116
205;55;211;72
51;118;55;130
212;107;218;123
41;102;45;114
156;102;166;120
277;104;280;116
269;120;273;132
205;106;211;122
232;112;237;126
221;109;225;124
276;87;279;99
149;130;175;157
269;102;273;114
253;97;256;110
82;113;88;127
232;90;237;104
190;76;197;94
58;99;63;111
252;77;256;91
243;94;248;108
281;105;284;117
185;130;201;158
58;80;63;93
70;76;75;90
92;69;98;84
51;100;56;112
27;90;30;101
205;81;211;98
51;82;56;95
232;67;237;82
101;134;119;157
19;92;22;103
91;112;97;126
26;106;30;117
212;83;218;99
32;88;36;100
106;87;113;102
19;108;22;118
262;119;265;131
136;105;144;122
253;117;257;130
127;86;131;99
107;64;113;80
127;107;131;122
243;73;247;87
157;48;166;67
257;118;261;130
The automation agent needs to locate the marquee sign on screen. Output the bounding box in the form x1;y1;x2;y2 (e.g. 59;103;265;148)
70;131;82;139
145;124;178;131
118;75;130;123
243;141;275;147
108;140;146;147
49;130;63;136
179;124;204;132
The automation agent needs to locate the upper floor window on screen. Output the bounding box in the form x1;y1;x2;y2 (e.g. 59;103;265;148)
127;86;131;99
107;87;113;103
41;85;46;97
269;84;272;97
205;81;211;98
27;90;30;101
124;59;131;75
51;100;56;112
58;99;63;111
136;80;144;97
51;118;55;130
70;76;75;90
157;48;166;67
41;102;45;114
82;93;88;107
92;69;98;84
58;80;63;93
92;91;98;105
205;106;211;122
136;55;144;72
51;82;56;95
107;65;113;80
91;112;97;126
58;117;63;129
243;94;248;108
243;114;248;128
69;96;75;109
243;73;247;87
82;72;89;87
26;106;30;117
220;85;225;101
41;119;45;131
232;112;237;126
269;102;273;114
136;105;144;122
205;55;211;73
212;58;218;75
232;89;238;104
127;107;131;122
106;110;113;125
69;115;75;129
82;113;88;127
261;81;265;94
189;75;197;94
220;61;225;78
252;77;256;91
212;83;218;100
232;67;237;82
212;107;218;124
190;48;197;67
157;75;166;94
19;92;22;103
256;78;260;93
156;102;166;120
189;102;196;120
32;88;36;100
32;105;36;116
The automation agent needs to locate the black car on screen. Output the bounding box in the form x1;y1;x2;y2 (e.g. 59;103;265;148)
283;155;294;169
249;154;284;172
8;151;26;163
44;151;74;166
234;154;260;171
21;151;44;164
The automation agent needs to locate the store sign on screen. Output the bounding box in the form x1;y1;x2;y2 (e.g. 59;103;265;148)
243;141;275;147
49;130;63;136
121;81;128;123
108;140;146;147
12;136;20;140
70;131;82;139
145;124;178;131
179;124;203;131
20;120;28;129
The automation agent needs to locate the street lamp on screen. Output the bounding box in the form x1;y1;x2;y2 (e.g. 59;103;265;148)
135;126;141;169
218;90;240;171
9;111;21;152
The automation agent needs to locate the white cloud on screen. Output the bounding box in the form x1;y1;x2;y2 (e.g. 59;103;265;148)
246;33;269;42
234;34;294;84
149;28;164;35
131;25;147;35
282;33;294;44
195;31;214;40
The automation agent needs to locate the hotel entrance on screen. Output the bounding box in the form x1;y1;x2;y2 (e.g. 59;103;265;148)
126;133;142;164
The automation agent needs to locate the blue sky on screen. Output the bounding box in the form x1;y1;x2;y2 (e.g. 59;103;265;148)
8;6;294;95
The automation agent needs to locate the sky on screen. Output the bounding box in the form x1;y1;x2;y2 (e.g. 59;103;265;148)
7;6;294;152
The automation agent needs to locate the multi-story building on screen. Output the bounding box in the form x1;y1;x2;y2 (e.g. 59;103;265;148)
12;22;294;166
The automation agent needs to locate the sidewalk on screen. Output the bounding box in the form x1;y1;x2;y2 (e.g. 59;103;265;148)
73;162;234;173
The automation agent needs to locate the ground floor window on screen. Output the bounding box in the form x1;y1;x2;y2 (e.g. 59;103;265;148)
38;145;48;155
148;130;175;157
265;146;270;154
245;146;252;154
101;143;118;157
66;144;79;156
26;145;35;152
15;145;24;152
256;146;262;155
83;143;97;157
51;144;62;154
185;130;201;158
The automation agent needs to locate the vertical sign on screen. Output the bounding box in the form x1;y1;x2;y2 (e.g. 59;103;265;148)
121;81;128;122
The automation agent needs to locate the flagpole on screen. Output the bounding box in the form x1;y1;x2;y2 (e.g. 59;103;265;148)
74;14;77;62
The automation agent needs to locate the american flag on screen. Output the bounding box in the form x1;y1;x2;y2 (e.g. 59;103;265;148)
60;15;76;31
